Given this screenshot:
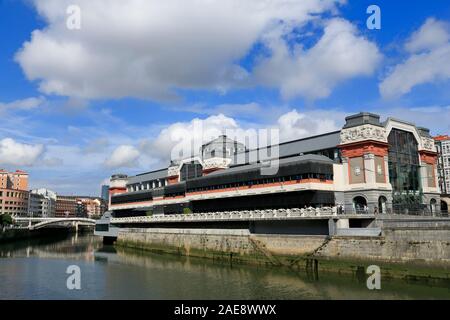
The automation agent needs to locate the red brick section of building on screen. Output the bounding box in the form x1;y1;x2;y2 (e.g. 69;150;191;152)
0;169;29;216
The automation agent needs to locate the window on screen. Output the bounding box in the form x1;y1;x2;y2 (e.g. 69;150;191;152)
388;129;420;193
375;156;385;183
349;157;365;184
180;161;203;181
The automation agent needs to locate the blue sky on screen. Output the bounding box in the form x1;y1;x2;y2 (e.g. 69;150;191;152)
0;0;450;195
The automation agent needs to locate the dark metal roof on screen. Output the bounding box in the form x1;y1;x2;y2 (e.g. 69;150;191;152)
231;131;340;164
216;154;332;176
186;154;333;190
126;131;340;185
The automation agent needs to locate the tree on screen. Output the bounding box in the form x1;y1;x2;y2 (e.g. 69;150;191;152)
146;210;153;216
183;207;192;215
0;214;13;226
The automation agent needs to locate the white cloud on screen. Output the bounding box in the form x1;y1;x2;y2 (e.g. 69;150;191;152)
0;138;44;166
15;0;360;101
277;109;342;141
405;18;450;53
253;18;381;100
139;109;346;163
105;145;140;168
0;96;45;111
380;18;450;99
141;114;241;162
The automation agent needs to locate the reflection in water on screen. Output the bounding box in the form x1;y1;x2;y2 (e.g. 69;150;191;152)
0;234;449;299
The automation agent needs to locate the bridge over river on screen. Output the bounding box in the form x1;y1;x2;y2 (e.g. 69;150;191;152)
12;217;96;231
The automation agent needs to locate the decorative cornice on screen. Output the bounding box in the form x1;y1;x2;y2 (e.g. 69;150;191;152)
203;157;231;170
167;166;179;177
420;136;436;152
340;124;387;145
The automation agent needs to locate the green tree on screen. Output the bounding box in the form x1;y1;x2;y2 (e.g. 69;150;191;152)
146;210;153;216
183;207;192;215
0;214;13;226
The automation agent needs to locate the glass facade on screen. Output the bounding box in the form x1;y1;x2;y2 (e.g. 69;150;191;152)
180;161;203;181
388;129;421;193
388;129;425;213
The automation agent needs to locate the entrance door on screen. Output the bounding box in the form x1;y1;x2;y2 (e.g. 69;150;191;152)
353;196;367;214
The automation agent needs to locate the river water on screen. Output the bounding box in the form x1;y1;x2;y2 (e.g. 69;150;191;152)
0;233;448;300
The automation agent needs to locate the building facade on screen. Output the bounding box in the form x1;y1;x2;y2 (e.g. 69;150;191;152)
0;170;29;216
29;188;57;217
80;197;106;218
107;112;441;216
56;195;106;218
101;185;109;203
55;195;79;217
434;135;450;213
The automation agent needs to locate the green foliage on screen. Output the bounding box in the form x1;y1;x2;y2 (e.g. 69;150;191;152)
146;210;153;216
0;214;13;226
183;208;192;215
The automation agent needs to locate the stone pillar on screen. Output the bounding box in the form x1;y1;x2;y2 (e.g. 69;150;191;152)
342;157;349;186
328;219;336;236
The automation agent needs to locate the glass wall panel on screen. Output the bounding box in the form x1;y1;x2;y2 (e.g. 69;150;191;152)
388;129;424;213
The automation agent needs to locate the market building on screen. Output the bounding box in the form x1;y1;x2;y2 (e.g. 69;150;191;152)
107;112;441;216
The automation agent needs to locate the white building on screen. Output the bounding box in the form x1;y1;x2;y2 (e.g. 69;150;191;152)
435;135;450;213
29;188;57;217
435;135;450;194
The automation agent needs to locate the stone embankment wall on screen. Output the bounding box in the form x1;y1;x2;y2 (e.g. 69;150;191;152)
315;229;450;265
117;228;327;265
0;227;78;243
116;224;450;278
0;229;32;243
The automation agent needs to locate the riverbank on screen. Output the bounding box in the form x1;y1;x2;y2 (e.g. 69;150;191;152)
115;227;450;281
0;228;37;243
0;226;93;244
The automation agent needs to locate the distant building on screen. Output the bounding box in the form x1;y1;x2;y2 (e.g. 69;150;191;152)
434;135;450;213
55;195;79;217
435;135;450;194
29;188;57;217
0;170;29;217
101;184;109;203
79;197;106;218
56;195;106;218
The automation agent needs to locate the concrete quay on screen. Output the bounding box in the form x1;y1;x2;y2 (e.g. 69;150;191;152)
114;213;450;280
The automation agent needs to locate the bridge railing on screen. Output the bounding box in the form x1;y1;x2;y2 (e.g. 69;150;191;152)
11;217;96;230
110;207;376;224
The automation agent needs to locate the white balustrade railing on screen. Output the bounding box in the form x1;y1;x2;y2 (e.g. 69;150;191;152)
109;206;357;224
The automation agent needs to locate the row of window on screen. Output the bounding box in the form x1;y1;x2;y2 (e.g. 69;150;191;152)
2;206;27;211
127;179;167;192
0;191;28;198
187;173;332;193
445;157;450;167
2;200;26;205
439;143;450;154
